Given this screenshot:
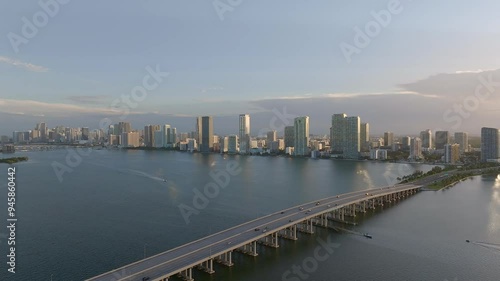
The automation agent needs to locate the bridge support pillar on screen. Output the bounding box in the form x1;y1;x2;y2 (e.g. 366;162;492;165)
197;259;215;274
238;241;259;256
215;251;234;267
280;225;298;240
177;268;193;281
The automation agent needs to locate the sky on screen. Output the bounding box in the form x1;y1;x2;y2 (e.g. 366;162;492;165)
1;0;500;137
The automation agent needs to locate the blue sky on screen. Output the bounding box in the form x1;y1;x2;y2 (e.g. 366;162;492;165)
1;0;500;136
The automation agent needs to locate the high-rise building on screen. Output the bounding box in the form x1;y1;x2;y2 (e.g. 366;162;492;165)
239;114;250;153
81;127;89;141
196;117;203;147
420;129;432;149
330;113;347;153
200;116;213;153
267;130;277;146
444;143;460;164
161;124;171;147
401;136;411;150
294;116;309;156
360;123;370;151
454;132;469;154
38;122;47;142
481;127;500;162
284;126;295;148
435;131;450;150
330;114;360;158
384;132;394;147
409;137;422;160
344;116;360;159
144;125;161;147
227;135;239;154
122;132;140;147
118;122;132;135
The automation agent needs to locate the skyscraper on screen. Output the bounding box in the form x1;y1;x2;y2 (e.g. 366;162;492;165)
330;114;361;158
196;117;203;147
384;132;394;147
344;116;360;159
420;129;432;149
409;137;422;160
294;116;309;156
330;113;347;153
454;132;469;154
267;130;277;146
360;123;370;151
239;114;250;153
200;116;213;153
284;126;295;148
444;143;460;164
435;131;450;150
481;127;500;162
144;125;161;147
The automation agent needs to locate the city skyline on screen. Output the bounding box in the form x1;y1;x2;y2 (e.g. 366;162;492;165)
2;2;500;136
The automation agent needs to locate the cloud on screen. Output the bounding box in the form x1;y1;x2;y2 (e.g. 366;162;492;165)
0;56;49;72
0;98;124;117
67;95;109;105
398;69;500;100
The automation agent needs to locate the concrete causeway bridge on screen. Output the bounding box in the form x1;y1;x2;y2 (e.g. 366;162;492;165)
87;184;422;281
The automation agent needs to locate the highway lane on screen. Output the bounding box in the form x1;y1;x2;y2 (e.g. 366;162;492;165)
87;184;421;281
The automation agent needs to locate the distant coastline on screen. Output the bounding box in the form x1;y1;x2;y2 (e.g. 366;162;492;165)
0;157;28;164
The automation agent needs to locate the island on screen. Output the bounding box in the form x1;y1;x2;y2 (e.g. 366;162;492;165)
0;157;28;164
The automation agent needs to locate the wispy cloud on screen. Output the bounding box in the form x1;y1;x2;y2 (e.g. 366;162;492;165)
67;95;109;105
0;56;49;72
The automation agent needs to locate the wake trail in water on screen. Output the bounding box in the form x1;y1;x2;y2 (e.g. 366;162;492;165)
88;162;167;182
469;241;500;254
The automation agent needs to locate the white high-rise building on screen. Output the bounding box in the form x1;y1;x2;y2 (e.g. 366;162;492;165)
239;114;250;153
294;116;309;156
454;132;468;154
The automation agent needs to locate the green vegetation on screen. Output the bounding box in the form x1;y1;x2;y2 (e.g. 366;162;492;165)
427;172;474;190
398;166;448;183
0;157;28;164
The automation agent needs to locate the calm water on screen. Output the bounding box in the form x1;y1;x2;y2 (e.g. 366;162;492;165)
0;149;499;281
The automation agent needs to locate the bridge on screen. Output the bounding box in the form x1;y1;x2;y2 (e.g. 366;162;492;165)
87;183;422;281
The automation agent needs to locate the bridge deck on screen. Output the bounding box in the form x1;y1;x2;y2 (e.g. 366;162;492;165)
87;184;421;281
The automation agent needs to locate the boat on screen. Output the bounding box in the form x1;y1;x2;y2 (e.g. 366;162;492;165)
363;233;372;239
